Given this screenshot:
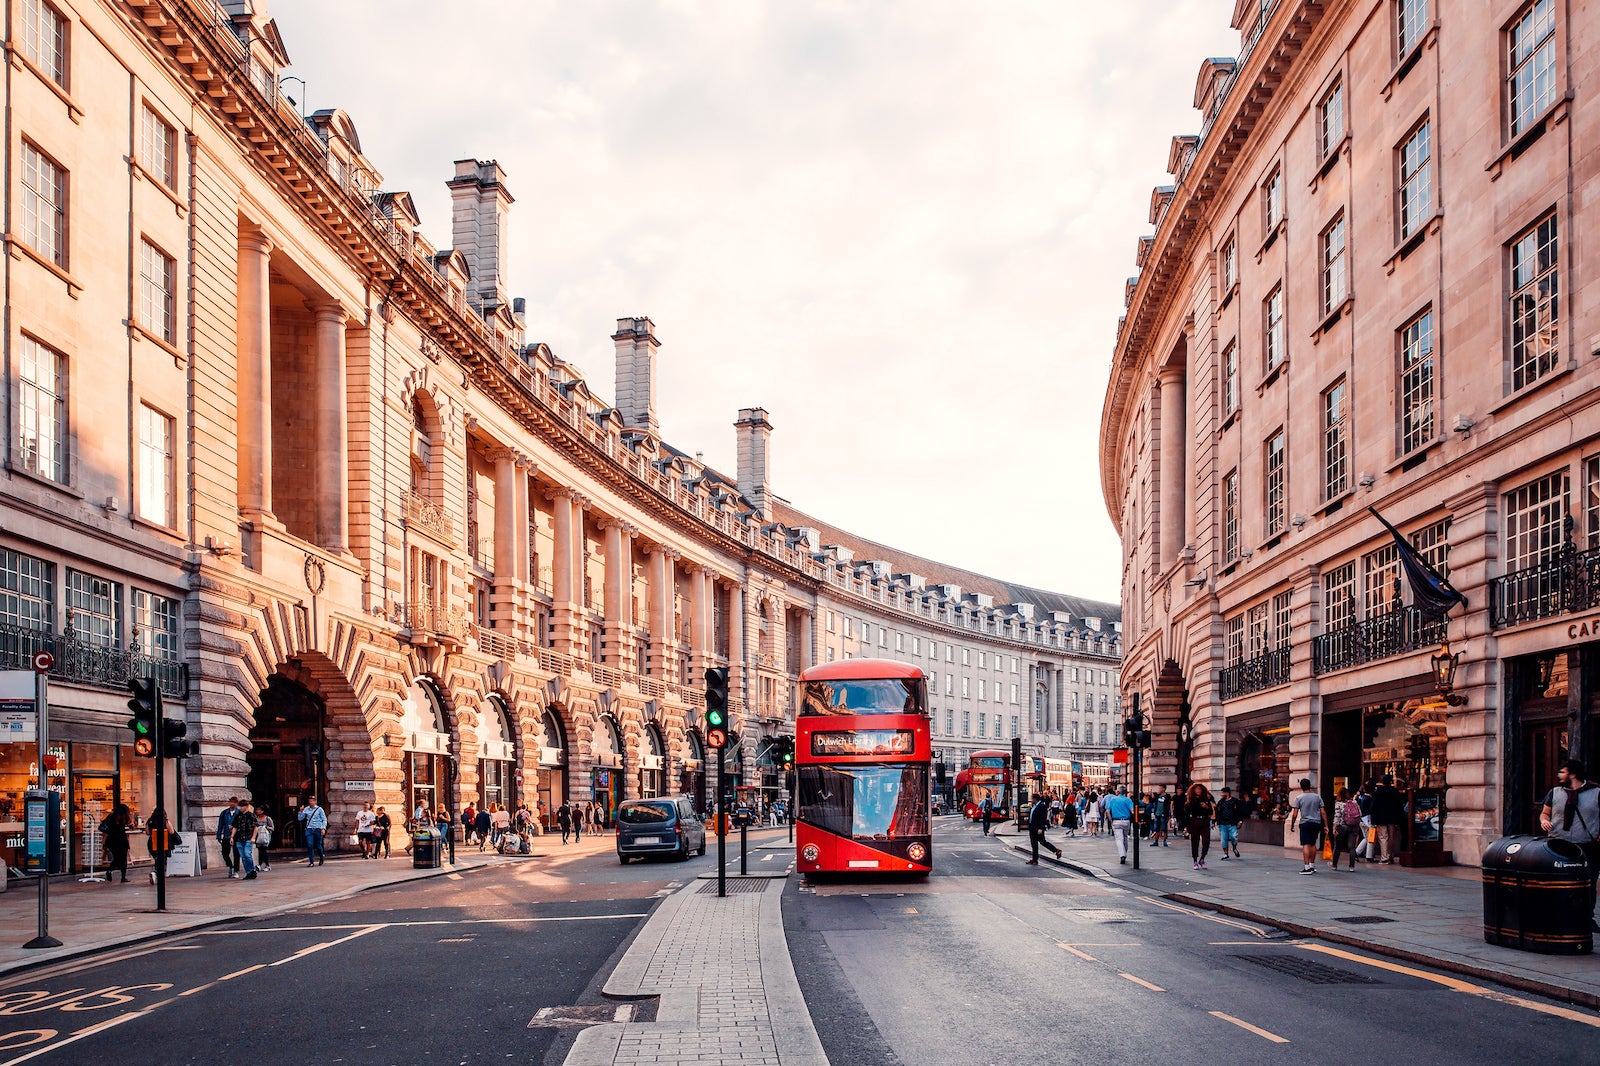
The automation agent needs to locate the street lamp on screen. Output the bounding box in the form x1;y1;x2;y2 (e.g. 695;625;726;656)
1430;638;1466;706
278;74;306;118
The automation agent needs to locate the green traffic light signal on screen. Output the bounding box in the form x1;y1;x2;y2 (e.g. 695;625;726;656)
704;666;730;747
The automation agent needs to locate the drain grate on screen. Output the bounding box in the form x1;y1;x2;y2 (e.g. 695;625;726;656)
1232;953;1381;984
1333;915;1397;925
697;879;770;894
1066;908;1142;924
528;1004;636;1028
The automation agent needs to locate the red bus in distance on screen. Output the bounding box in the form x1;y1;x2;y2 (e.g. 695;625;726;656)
795;658;931;876
961;750;1012;821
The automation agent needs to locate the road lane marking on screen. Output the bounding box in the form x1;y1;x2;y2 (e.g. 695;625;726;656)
446;873;464;880
1209;1010;1289;1043
1139;896;1271;937
1058;944;1096;961
0;1010;142;1066
1117;973;1165;992
217;965;264;983
269;925;383;966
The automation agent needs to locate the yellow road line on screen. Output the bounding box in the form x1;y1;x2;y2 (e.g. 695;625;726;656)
1058;944;1096;961
1209;1010;1289;1043
1118;972;1165;992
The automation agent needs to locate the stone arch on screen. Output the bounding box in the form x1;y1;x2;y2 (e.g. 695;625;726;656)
639;722;667;798
531;704;570;823
680;727;707;813
1146;659;1189;789
591;712;625;819
473;692;517;810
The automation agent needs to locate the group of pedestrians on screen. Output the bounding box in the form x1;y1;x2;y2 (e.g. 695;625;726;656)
554;800;606;843
1286;775;1407;874
215;794;328;878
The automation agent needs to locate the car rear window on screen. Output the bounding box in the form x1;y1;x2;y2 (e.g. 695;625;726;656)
619;802;674;824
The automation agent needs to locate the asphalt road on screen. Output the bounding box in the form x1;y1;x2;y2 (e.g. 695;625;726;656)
786;814;1600;1066
0;832;771;1065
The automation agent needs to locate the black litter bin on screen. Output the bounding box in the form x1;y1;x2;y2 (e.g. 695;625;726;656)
412;829;441;870
1482;834;1593;954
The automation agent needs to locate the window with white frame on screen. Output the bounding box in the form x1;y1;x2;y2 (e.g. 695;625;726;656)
1509;213;1559;391
1507;0;1557;139
20;0;68;88
1324;561;1357;630
1504;471;1568;572
1262;166;1284;232
66;570;121;648
140;104;176;189
1072;722;1079;744
1318;78;1345;160
1222;340;1238;416
0;549;54;630
962;648;970;666
1225;614;1245;666
1010;683;1018;704
1399;118;1433;240
861;623;871;645
1411;518;1452;577
1223;468;1239;563
895;632;903;652
877;626;886;648
1364;543;1400;615
843;617;853;638
132;589;180;662
1323;378;1348;500
1400;309;1436;454
1397;0;1430;58
978;652;986;669
1264;285;1285;371
1012;716;1019;737
18;336;67;483
946;672;954;695
1320;214;1348;316
1220;235;1237;291
140;239;177;345
978;679;986;701
137;404;174;526
978;713;986;738
1247;602;1270;658
962;711;970;736
1264;429;1286;537
21;142;66;268
946;710;954;735
945;645;953;662
1273;590;1292;647
961;677;970;698
1099;723;1108;745
826;610;835;632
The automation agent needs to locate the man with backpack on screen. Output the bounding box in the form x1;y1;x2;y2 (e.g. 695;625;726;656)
1329;788;1362;870
1215;787;1243;860
1371;775;1406;864
1541;759;1600;924
1024;794;1061;865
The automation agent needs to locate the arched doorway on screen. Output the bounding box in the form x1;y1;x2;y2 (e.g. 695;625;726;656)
639;725;665;798
401;679;452;826
591;713;624;823
535;709;567;828
247;675;328;853
681;730;706;815
477;695;516;812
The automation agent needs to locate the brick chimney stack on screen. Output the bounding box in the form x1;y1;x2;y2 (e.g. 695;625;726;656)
612;317;660;436
447;159;514;308
736;407;772;520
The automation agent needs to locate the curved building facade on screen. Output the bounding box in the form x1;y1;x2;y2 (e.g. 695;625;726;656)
1101;0;1600;860
0;0;1116;870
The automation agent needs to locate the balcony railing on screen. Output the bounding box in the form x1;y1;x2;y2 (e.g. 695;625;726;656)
402;491;454;545
1311;605;1446;675
1219;647;1291;700
402;602;470;643
0;620;188;699
1491;542;1600;629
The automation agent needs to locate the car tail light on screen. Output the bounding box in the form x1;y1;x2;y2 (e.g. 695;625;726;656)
675;824;686;838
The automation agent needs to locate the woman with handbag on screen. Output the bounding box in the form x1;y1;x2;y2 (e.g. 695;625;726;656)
372;807;392;858
254;804;274;871
100;802;132;883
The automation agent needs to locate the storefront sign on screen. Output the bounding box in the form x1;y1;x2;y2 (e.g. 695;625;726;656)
0;672;36;742
809;729;914;757
0;711;36;743
1149;749;1178;758
1570;619;1600;639
166;831;201;877
343;781;375;792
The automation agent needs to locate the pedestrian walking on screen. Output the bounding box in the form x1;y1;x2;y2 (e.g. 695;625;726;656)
254;804;274;871
980;795;994;836
99;802;132;883
1084;792;1100;837
434;805;453;854
492;803;511;845
461;803;478;846
1287;778;1325;874
1330;788;1361;870
1215;787;1243;859
1540;758;1600;924
1151;787;1171;847
356;801;376;858
1062;795;1079;837
373;807;393;857
1104;786;1135;864
556;801;572;843
1186;783;1215;869
299;795;328;866
1371;775;1405;864
474;804;492;851
147;807;175;883
217;797;239;878
232;799;259;880
1025;794;1062;865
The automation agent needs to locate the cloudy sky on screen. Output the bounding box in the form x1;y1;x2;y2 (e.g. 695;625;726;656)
270;0;1238;603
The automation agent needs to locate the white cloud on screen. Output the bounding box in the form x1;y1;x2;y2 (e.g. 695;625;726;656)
269;0;1238;600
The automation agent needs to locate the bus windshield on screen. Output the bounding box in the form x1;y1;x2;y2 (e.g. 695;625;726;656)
801;677;926;717
973;756;1006;768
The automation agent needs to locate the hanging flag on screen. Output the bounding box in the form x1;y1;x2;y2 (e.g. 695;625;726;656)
1367;506;1468;617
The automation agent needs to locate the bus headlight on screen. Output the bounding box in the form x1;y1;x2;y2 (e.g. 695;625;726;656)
801;844;820;862
907;842;927;862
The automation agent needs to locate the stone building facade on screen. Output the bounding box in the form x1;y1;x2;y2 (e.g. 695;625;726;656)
1100;0;1600;861
0;0;1116;870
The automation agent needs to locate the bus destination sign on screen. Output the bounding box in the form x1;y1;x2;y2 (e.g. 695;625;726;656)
810;729;915;757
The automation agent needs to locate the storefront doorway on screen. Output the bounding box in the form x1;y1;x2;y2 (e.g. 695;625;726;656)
246;675;328;853
681;730;705;815
477;695;516;812
591;714;624;822
639;725;664;798
401;679;452;830
535;710;566;828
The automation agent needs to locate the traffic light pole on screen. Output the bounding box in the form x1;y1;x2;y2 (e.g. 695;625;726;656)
23;665;61;950
1131;694;1142;872
715;743;726;899
154;686;166;913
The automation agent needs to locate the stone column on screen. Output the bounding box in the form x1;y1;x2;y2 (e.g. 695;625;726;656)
603;520;627;669
687;564;708;676
1158;364;1188;568
647;545;674;679
492;448;519;634
313;300;349;553
727;580;745;706
799;611;814;674
515;456;535;585
551;489;578;651
236;228;274;522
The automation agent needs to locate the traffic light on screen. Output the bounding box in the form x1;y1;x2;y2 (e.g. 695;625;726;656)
126;678;159;758
1122;716;1137;748
778;735;795;769
704;666;729;749
162;717;198;759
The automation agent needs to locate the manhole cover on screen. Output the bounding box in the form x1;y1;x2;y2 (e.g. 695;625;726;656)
697;879;769;894
1333;915;1397;925
1066;908;1142;923
1232;953;1380;984
528;1004;638;1028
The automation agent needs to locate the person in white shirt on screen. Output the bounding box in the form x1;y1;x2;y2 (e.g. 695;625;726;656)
356;802;377;859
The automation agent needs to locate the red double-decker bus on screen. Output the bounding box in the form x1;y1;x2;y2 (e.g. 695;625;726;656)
960;750;1012;820
795;658;932;876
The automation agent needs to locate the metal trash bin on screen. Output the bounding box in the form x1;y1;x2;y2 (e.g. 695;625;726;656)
1482;834;1593;954
412;829;442;870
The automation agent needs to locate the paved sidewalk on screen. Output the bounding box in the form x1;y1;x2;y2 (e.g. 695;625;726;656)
566;873;824;1066
998;823;1600;1010
0;829;614;975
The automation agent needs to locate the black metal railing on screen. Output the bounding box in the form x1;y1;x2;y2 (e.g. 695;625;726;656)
1219;647;1291;700
1311;605;1447;675
1490;541;1600;629
0;620;188;699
